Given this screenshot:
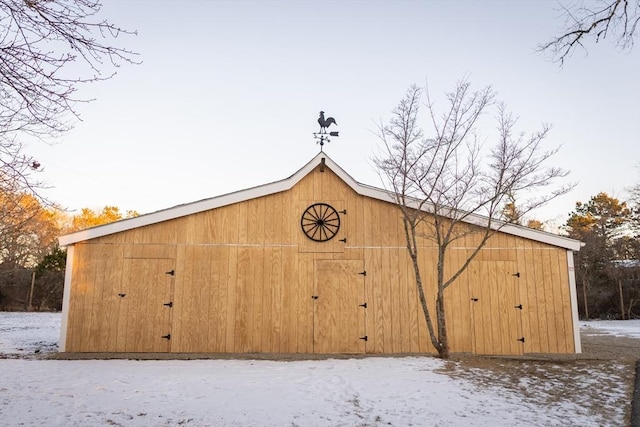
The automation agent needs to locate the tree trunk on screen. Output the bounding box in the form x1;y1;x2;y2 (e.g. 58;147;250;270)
411;252;440;354
27;271;35;312
435;291;449;358
617;279;625;320
582;278;589;320
403;217;442;355
628;298;637;320
435;246;450;358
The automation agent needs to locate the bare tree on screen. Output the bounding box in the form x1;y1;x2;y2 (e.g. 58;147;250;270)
374;81;573;358
540;0;639;64
0;137;41;198
0;0;138;196
628;165;640;238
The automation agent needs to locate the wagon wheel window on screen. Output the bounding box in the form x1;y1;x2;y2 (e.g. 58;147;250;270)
301;203;341;242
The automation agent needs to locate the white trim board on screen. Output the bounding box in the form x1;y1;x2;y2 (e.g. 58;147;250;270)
58;245;74;352
567;250;582;353
58;152;582;251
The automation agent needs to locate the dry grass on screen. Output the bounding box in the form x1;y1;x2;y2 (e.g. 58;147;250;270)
439;332;640;426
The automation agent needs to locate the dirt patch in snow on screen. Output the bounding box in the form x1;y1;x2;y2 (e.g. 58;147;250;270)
440;357;630;426
580;331;640;361
442;332;640;426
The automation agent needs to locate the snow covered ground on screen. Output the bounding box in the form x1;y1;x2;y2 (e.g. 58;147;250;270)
580;319;640;339
0;312;636;426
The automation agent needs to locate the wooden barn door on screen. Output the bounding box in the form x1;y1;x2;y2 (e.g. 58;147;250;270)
313;260;366;353
469;261;524;355
118;258;175;352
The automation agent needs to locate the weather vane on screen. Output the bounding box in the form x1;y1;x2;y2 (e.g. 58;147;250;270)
313;111;339;151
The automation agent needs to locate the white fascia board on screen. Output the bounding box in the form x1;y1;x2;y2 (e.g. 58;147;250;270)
454;210;583;251
59;152;328;246
347;184;582;252
498;223;583;251
58;152;582;251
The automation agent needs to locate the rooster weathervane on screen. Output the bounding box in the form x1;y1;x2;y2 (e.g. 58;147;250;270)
313;111;339;151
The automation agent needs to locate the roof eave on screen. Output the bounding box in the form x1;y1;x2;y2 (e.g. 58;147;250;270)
58;152;329;247
58;152;582;251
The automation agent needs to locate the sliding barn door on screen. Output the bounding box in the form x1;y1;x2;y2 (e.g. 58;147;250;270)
313;260;366;353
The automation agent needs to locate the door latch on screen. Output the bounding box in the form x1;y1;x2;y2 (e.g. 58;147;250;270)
162;334;171;340
359;302;367;308
163;302;173;308
359;336;368;341
514;304;523;310
165;270;175;276
471;298;479;302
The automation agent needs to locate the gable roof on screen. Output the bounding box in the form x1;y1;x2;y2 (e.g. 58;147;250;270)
58;152;582;251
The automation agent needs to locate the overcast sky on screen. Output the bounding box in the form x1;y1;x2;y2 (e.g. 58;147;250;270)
30;0;640;229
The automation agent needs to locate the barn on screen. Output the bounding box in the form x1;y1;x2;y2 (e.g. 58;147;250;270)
58;152;583;355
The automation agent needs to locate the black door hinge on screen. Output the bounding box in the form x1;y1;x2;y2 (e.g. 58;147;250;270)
162;334;171;340
359;302;367;308
165;270;175;276
517;337;525;343
311;295;319;300
358;271;367;276
339;238;347;243
512;272;520;278
359;335;368;341
514;304;523;310
118;293;126;298
164;302;173;308
339;209;347;215
471;297;479;302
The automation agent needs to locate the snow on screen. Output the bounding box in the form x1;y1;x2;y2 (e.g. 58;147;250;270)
0;313;636;426
0;312;60;358
579;319;640;339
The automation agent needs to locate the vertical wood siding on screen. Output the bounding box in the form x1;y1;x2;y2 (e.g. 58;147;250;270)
65;165;575;354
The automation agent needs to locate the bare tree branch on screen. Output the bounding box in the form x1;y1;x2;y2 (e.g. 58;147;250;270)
540;0;639;65
0;0;138;200
374;79;573;358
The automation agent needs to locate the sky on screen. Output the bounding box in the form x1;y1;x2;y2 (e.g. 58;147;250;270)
29;0;640;230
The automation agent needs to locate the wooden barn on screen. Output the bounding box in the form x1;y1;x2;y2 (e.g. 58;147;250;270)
58;153;583;355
